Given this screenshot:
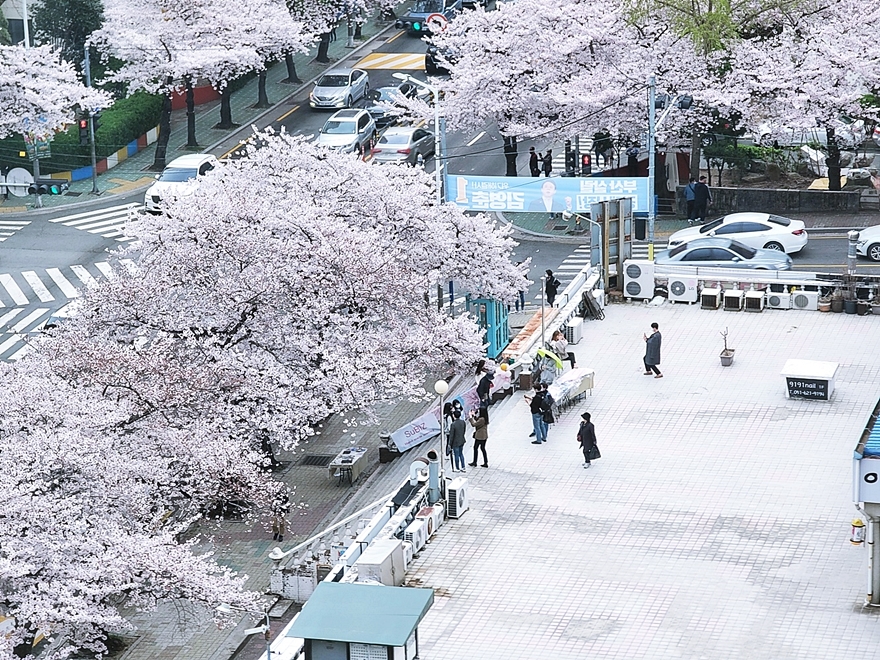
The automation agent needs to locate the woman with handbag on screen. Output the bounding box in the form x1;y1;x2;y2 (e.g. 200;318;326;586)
467;407;490;468
577;412;600;469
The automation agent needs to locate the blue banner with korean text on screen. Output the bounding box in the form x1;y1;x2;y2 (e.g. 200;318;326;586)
445;175;649;215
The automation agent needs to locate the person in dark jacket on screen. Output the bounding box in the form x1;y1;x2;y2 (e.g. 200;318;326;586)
544;269;561;306
684;177;697;224
525;383;552;444
448;410;467;472
577;412;597;469
477;371;494;408
467;407;490;467
692;175;712;224
643;322;662;378
542;149;553;177
529;146;540;177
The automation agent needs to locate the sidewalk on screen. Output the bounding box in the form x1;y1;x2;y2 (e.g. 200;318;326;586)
0;14;398;216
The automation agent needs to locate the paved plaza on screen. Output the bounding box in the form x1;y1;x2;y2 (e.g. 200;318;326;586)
404;302;880;659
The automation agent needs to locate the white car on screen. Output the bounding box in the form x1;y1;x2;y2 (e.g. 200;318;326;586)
144;154;218;214
856;225;880;262
316;109;376;154
667;212;808;254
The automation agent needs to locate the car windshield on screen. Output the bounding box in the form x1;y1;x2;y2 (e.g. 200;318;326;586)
379;133;411;145
317;75;349;87
322;120;357;135
728;241;757;258
668;244;689;257
158;167;198;182
767;214;792;226
699;219;723;234
413;0;442;11
375;89;402;103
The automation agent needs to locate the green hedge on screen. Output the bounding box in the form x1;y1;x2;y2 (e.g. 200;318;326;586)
0;91;163;174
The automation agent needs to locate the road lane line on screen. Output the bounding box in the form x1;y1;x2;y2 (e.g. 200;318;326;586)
466;131;486;147
277;105;300;122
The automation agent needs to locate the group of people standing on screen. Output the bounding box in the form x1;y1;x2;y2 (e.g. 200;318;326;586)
529;146;554;177
683;175;712;225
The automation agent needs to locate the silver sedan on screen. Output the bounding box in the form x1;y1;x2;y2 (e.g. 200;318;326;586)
370;126;435;166
656;237;792;270
309;68;370;110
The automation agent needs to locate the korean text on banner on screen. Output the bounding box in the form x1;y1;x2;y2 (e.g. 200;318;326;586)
390;410;442;452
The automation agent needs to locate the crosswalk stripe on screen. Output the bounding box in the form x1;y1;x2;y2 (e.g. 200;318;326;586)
48;203;135;223
0;274;28;306
0;333;23;355
12;308;49;333
356;52;426;70
7;343;33;362
22;271;54;302
0;309;24;326
71;265;99;288
0;218;31;242
48;204;136;242
95;262;114;279
46;268;80;298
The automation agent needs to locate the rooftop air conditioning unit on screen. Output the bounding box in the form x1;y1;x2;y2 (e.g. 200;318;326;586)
404;519;428;554
766;292;791;309
401;540;415;570
723;289;744;311
447;477;469;519
416;504;444;538
668;277;698;303
791;290;818;310
623;260;655;300
564;317;584;344
744;290;765;312
701;287;722;310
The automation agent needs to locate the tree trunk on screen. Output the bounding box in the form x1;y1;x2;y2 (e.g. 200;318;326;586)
503;136;518;176
316;33;331;63
255;67;270;108
185;79;198;147
214;86;239;130
690;133;701;181
826;126;841;191
151;80;173;171
281;53;302;84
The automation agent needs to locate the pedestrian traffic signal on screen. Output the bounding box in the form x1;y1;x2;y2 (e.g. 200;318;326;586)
564;140;576;175
28;178;70;195
92;112;102;132
78;117;89;146
580;153;592;176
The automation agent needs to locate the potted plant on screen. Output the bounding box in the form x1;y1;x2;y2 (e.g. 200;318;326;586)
818;294;832;312
720;327;735;367
831;288;845;313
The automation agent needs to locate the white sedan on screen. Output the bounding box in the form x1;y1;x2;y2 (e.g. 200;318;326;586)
667;212;808;254
856;225;880;261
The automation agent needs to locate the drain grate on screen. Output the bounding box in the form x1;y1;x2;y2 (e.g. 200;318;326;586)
553;225;569;231
300;454;334;467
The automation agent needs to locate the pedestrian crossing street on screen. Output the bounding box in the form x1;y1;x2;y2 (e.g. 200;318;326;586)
49;203;138;242
0;218;31;242
0;259;138;362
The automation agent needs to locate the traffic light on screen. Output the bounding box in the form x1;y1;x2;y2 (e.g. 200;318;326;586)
78;117;89;146
92;112;102;132
28;178;70;195
580;153;592;176
564;139;576;175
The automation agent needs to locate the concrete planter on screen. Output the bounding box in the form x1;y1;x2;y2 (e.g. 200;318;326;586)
720;349;735;367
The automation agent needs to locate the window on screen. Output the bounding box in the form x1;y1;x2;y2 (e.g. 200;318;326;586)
681;248;716;261
357;115;370;131
728;242;757;259
737;222;771;233
767;214;792;226
198;162;215;176
158;168;198;182
668;243;689;257
317;75;348;87
322;120;357;135
713;222;744;235
711;248;737;260
698;219;723;234
378;133;410;145
413;129;427;141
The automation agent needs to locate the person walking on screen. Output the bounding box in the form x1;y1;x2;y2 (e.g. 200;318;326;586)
271;491;290;542
529;146;541;177
625;144;640;176
448;409;467;472
643;322;663;378
684;177;698;224
477;370;494;408
526;383;549;444
577;412;598;469
544;269;561;307
693;175;712;224
468;406;490;467
542;149;553;177
549;330;576;370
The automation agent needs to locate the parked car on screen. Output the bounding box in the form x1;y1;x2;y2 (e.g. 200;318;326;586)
856;225;880;261
309;68;370;110
668;212;808;254
656;238;793;270
363;84;419;129
396;0;462;36
144;154;218;214
316;109;376;154
371;126;435;166
756;116;866;150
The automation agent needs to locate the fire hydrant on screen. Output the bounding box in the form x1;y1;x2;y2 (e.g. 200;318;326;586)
852;518;866;545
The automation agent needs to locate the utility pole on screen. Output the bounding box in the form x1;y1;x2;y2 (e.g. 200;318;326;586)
647;75;657;261
83;47;100;194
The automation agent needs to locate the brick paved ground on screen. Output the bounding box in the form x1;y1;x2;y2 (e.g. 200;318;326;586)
406;303;880;660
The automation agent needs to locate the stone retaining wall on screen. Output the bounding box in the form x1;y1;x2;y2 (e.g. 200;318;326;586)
676;186;861;214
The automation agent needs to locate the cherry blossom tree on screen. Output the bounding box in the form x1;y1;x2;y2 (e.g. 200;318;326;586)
0;131;526;658
0;44;110;140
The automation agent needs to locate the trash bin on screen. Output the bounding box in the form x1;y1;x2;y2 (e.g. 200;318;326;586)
634;217;646;240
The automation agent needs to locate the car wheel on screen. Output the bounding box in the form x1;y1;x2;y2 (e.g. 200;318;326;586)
868;243;880;262
346;95;353;108
763;241;785;251
363;83;369;99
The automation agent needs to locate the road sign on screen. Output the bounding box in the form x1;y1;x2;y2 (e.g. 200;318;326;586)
426;13;449;32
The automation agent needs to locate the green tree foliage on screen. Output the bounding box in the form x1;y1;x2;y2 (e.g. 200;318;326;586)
31;0;104;68
0;9;11;45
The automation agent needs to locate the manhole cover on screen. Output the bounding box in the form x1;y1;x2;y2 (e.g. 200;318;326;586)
300;454;334;467
553;225;568;231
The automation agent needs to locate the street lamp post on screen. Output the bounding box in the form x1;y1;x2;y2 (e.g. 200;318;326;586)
392;72;442;205
563;211;603;285
434;379;449;480
647;75;657;261
217;604;271;660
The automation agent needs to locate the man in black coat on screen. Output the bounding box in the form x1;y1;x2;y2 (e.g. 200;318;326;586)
529;146;540;177
692;175;712;224
448;410;468;472
577;412;598;469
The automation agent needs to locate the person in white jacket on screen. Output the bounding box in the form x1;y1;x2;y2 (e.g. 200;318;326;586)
549;330;576;370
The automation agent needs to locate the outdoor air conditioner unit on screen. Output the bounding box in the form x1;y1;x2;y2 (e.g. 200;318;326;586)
791;290;819;310
401;540;415;570
766;292;791;309
447;477;469;519
415;504;444;538
701;287;722;309
404;519;428;554
744;290;765;312
623;260;655;300
668;277;698;303
724;289;744;311
564;317;584;344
